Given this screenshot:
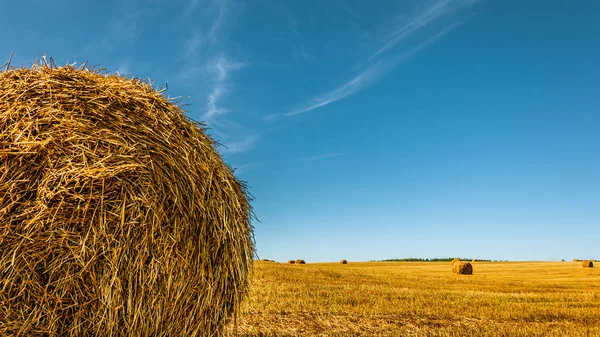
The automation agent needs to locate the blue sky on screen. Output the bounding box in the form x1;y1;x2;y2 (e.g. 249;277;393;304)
3;0;599;262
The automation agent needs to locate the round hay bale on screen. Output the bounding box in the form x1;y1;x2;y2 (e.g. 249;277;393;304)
453;261;473;275
296;259;306;264
573;259;581;262
287;260;296;264
0;64;255;336
340;259;348;264
582;260;594;268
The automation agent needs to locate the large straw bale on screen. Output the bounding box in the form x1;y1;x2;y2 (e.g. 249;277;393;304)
287;260;296;264
296;259;306;264
582;260;594;268
452;261;473;275
0;63;254;337
340;259;348;264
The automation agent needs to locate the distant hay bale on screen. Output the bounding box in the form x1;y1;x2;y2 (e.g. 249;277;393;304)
0;63;254;336
287;260;296;264
453;261;473;275
573;259;581;262
340;259;348;264
582;260;594;268
296;259;306;264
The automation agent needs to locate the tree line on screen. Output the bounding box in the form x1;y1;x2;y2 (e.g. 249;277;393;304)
374;258;493;262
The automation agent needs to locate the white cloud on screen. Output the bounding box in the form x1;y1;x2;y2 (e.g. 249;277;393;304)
221;134;259;154
186;0;202;14
368;0;459;61
286;62;383;116
286;23;459;116
208;0;228;43
175;65;209;81
184;30;204;57
205;84;228;120
283;0;476;117
203;54;246;121
214;55;245;81
178;0;255;154
186;0;230;42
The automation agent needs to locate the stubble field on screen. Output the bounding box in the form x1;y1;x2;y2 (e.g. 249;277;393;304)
226;261;600;337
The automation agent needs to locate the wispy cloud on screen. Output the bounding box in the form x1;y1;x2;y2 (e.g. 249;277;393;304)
300;152;344;161
186;0;230;46
207;0;228;44
368;0;462;61
284;0;477;117
184;29;204;58
286;22;461;117
206;84;228;120
286;62;384;116
177;0;257;154
186;0;202;14
203;54;246;121
214;55;246;80
175;65;210;82
209;116;260;155
221;134;260;154
200;55;257;154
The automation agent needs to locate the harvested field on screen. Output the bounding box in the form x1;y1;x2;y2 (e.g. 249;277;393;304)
226;261;600;336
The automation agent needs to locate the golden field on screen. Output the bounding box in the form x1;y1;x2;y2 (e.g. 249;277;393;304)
226;261;600;337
